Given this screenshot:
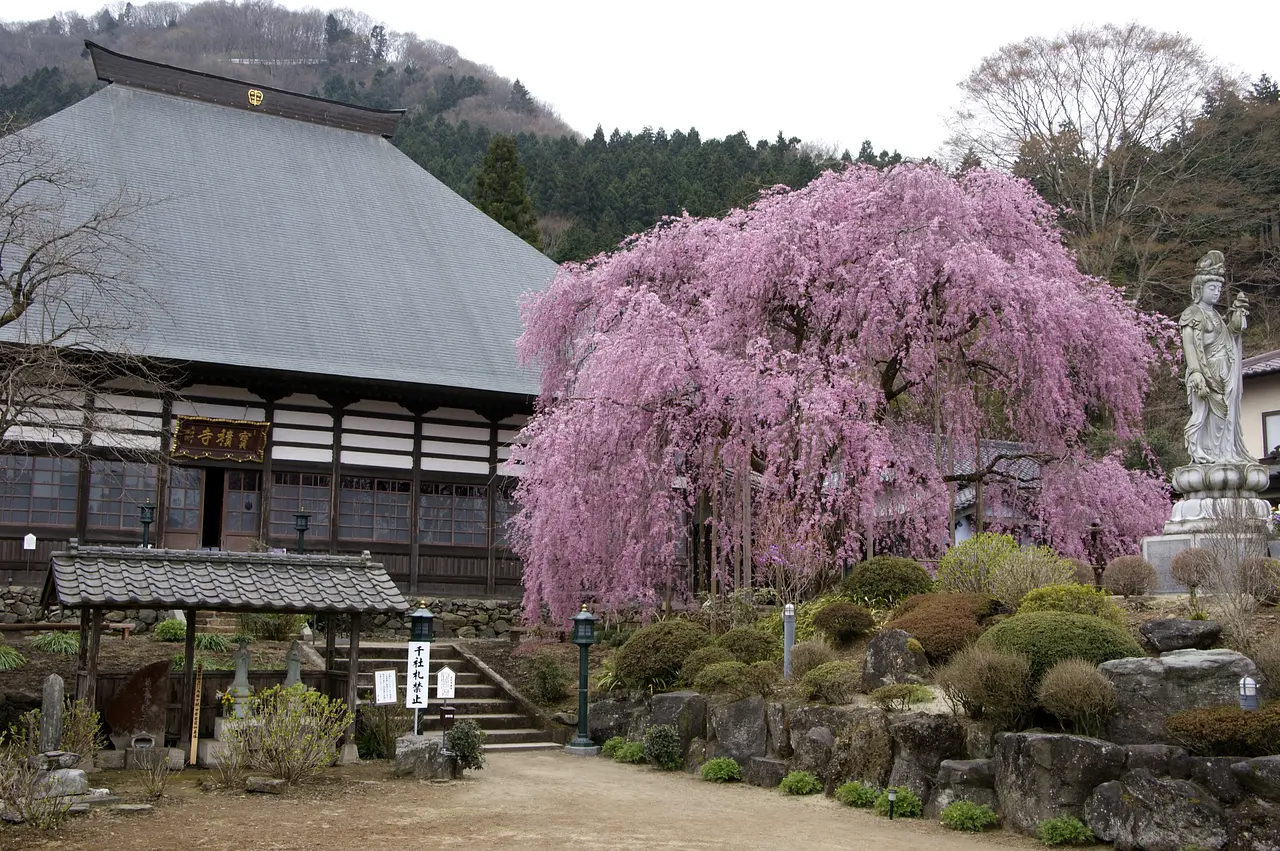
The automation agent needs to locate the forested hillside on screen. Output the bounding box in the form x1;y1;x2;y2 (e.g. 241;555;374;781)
0;1;873;261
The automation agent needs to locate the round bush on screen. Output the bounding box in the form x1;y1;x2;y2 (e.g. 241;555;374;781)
1018;584;1125;625
941;800;999;832
1037;658;1118;737
811;601;875;647
1069;558;1096;586
1241;556;1280;604
936;644;1033;730
681;646;735;685
799;660;862;705
778;770;823;795
700;757;742;782
840;556;933;606
714;627;779;664
152;618;186;642
990;546;1076;610
614;619;712;691
747;660;781;696
888;593;997;663
936;532;1020;594
1102;556;1157;598
1171;547;1216;590
1038;816;1095;846
788;640;836;679
873;785;922;818
600;736;626;758
976;611;1143;684
614;741;646;763
524;650;571;704
834;780;879;807
643;724;683;770
693;661;753;697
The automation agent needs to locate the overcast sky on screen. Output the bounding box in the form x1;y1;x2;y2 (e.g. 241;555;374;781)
7;1;1279;157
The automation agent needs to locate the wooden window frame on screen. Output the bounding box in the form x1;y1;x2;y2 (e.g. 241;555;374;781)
0;454;80;528
269;471;332;539
418;482;487;547
338;475;412;543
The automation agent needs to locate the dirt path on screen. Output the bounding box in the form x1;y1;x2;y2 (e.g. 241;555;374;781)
10;752;1039;851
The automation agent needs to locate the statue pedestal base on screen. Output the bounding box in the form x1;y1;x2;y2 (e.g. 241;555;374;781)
1162;463;1270;535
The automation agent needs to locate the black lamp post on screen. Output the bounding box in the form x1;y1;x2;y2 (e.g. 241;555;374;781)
139;501;155;548
410;606;435;643
566;604;599;754
293;509;310;554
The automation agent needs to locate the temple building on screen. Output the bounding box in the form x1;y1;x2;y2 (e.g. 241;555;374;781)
0;43;556;596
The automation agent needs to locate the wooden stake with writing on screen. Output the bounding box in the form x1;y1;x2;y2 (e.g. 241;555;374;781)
189;661;204;766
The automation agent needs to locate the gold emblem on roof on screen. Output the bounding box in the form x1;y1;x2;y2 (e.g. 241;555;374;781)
247;88;264;107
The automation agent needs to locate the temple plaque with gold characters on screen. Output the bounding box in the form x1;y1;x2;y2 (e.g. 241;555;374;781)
171;416;269;463
247;88;264;107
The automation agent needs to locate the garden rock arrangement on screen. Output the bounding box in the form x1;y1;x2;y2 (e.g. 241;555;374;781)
367;598;522;639
859;628;930;690
0;587;161;634
1139;617;1222;652
0;750;120;824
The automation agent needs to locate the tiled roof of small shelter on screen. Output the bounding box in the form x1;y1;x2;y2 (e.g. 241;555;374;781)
44;540;409;613
1243;350;1280;378
4;43;557;399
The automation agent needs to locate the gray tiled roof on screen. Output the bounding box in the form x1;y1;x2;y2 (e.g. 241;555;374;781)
1244;350;1280;378
45;541;409;613
9;80;557;397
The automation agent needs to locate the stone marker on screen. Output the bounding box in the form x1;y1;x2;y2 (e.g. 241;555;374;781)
227;641;253;718
246;776;287;794
41;768;89;798
394;735;461;781
102;660;171;751
38;673;65;753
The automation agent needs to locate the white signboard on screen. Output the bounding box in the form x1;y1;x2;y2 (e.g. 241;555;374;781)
436;665;456;700
373;669;397;705
406;641;431;709
22;533;36;551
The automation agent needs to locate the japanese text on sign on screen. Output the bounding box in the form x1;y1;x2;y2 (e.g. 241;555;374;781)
373;669;397;705
436;666;456;700
171;416;270;463
406;642;430;709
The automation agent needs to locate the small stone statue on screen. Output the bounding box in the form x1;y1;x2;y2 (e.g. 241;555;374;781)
231;639;251;691
1179;250;1254;465
282;640;303;688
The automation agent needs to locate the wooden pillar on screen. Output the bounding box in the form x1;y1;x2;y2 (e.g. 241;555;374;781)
324;613;337;699
75;608;90;700
485;419;499;596
85;609;103;709
180;609;197;749
409;416;422;595
345;612;361;742
261;400;275;546
155;395;174;545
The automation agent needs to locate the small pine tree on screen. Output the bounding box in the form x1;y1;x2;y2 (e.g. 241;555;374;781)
509;79;534;114
473;136;541;249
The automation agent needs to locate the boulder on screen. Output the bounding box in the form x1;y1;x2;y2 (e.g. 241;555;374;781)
828;708;893;788
1140;618;1223;652
791;726;835;778
1084;769;1228;851
551;712;576;727
746;757;789;789
245;776;287;794
925;758;998;819
34;751;81;771
650;691;707;754
40;768;88;798
1100;650;1259;745
993;732;1126;834
861;628;930;690
683;737;708;774
393;735;461;781
764;701;789;759
1123;744;1190;779
886;712;966;802
1190;757;1247;806
1226;797;1280;851
587;696;648;744
1231;756;1280;804
708;695;767;766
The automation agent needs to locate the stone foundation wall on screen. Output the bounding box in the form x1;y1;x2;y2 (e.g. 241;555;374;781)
364;598;522;640
0;587;164;635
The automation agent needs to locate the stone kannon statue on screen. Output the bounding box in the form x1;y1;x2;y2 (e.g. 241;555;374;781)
1179;250;1254;464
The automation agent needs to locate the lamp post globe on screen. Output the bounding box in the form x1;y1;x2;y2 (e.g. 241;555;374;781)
1240;676;1259;711
139;501;156;548
566;604;599;755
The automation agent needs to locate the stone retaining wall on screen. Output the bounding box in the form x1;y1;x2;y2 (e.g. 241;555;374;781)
0;586;162;634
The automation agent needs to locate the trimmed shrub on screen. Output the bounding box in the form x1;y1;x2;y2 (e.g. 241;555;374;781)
614;619;712;692
1038;816;1095;846
355;701;414;760
601;736;627;758
693;661;752;697
614;741;646;763
990;546;1077;610
700;757;742;782
811;601;875;647
1164;701;1280;757
757;593;842;642
1069;559;1096;586
747;660;781;696
714;627;779;664
799;660;862;705
835;780;879;807
1037;658;1118;737
29;631;78;655
870;683;933;712
525;651;572;704
873;785;923;818
936;645;1034;730
788;640;836;679
643;724;683;770
1171;548;1216;592
1018;584;1125;625
1102;556;1157;598
152;618;186;642
936;532;1020;594
681;646;736;685
839;556;933;606
941;800;999;832
778;770;823;795
888;593;997;663
976;611;1143;684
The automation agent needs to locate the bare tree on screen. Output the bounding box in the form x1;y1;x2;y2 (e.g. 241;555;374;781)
0;117;175;462
947;23;1223;293
1200;500;1276;652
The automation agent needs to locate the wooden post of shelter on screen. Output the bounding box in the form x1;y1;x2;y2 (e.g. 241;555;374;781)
324;613;337;699
75;608;90;700
180;608;197;752
84;608;103;709
345;613;362;743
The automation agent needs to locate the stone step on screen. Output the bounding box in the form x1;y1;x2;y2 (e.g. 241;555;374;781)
417;713;532;731
477;728;556;745
486;741;563;753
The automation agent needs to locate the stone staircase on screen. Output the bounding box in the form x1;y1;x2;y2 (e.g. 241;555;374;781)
332;642;559;752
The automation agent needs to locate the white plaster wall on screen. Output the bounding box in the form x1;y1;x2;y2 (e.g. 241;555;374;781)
1241;373;1280;458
